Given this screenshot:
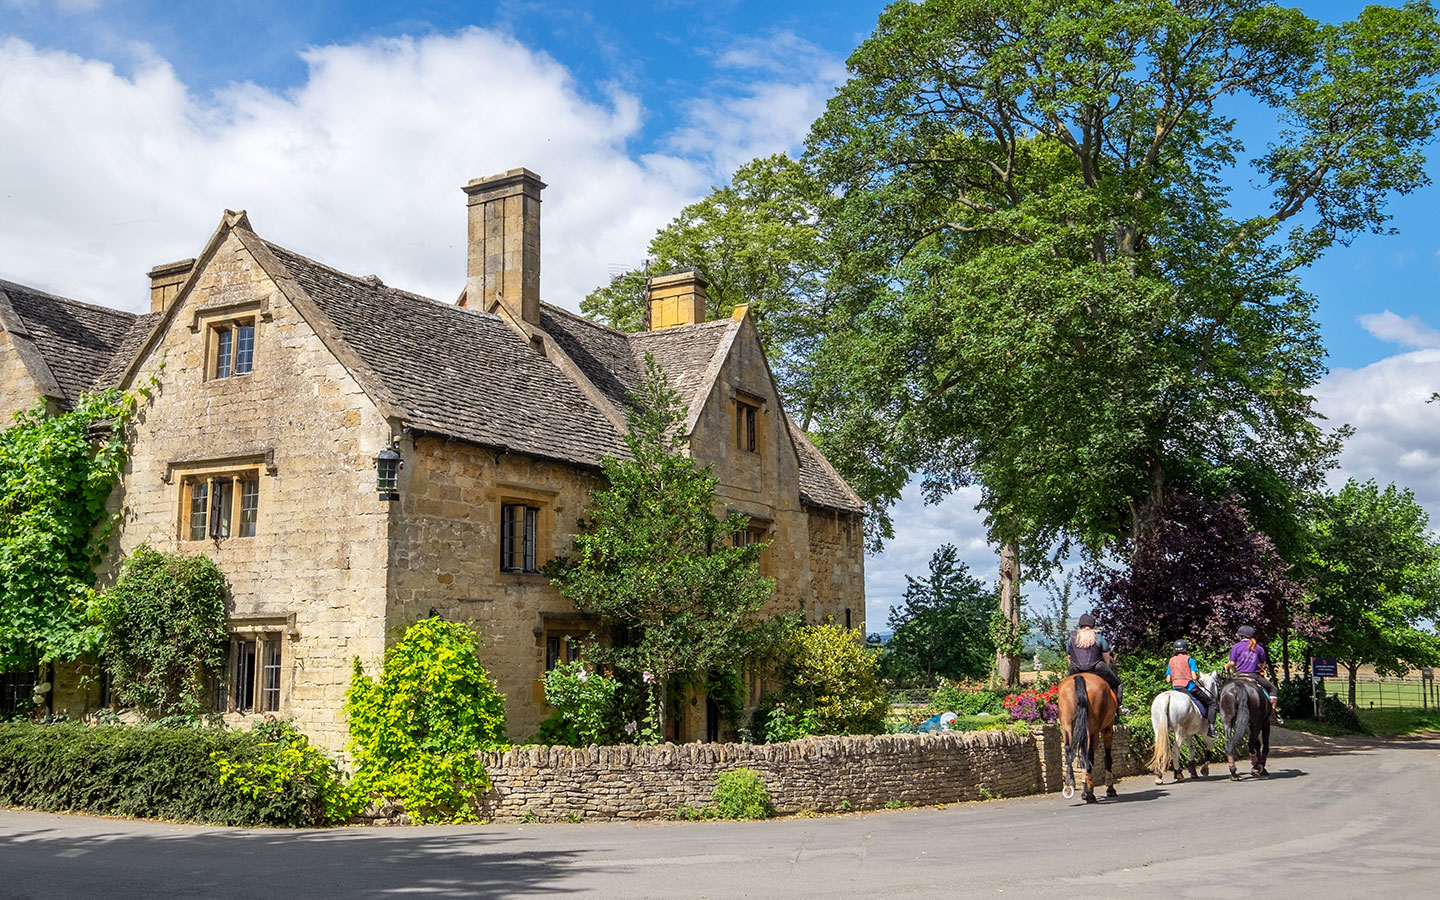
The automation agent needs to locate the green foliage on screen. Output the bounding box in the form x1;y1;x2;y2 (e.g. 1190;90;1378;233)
795;0;1440;561
95;546;228;718
1301;479;1440;705
0;720;345;826
541;659;622;746
931;683;1003;717
762;701;821;743
706;667;747;729
0;390;136;668
769;623;888;737
883;545;994;682
211;720;359;824
711;767;773;820
545;356;781;733
346;617;507;824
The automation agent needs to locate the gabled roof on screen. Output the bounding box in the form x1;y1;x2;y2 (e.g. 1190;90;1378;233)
0;278;139;407
261;242;629;468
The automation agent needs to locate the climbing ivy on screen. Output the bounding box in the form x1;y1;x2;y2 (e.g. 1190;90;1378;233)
0;390;136;670
96;546;229;718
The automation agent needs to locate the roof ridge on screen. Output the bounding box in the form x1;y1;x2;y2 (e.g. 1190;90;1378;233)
259;240;458;310
539;301;631;337
0;277;137;323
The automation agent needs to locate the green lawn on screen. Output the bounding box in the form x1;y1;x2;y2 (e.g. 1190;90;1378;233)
1321;679;1438;710
1280;708;1440;738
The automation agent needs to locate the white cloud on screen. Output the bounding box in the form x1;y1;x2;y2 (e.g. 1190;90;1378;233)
1314;349;1440;519
0;29;831;313
667;31;845;181
1357;310;1440;350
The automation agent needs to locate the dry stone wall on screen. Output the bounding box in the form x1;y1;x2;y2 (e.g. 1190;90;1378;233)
476;726;1145;821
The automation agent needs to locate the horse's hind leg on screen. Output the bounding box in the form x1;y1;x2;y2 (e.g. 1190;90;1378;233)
1063;732;1076;799
1185;732;1198;780
1103;727;1117;798
1198;733;1211;777
1173;729;1186;783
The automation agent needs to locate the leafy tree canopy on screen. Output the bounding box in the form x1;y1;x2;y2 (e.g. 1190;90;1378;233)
799;0;1440;555
0;390;136;670
1084;492;1322;653
1300;479;1440;703
884;544;995;682
544;355;784;731
96;546;228;719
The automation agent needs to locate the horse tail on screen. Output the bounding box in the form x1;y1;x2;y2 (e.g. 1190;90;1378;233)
1227;688;1250;761
1071;674;1093;774
1149;697;1172;775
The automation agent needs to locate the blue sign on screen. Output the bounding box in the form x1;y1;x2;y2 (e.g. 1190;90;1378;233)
1312;658;1338;678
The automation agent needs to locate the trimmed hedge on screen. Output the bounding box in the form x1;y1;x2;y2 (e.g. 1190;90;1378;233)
0;721;340;826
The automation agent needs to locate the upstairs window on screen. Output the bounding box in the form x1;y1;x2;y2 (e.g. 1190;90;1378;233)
184;473;261;541
736;400;758;453
210;320;256;379
500;503;540;573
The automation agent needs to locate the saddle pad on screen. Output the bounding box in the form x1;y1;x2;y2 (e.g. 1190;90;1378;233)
1171;688;1205;717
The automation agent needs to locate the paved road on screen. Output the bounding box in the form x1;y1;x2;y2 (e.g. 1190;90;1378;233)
2;731;1437;900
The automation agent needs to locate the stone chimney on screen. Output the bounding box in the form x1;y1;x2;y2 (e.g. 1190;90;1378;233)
148;258;195;314
462;168;545;326
647;268;708;330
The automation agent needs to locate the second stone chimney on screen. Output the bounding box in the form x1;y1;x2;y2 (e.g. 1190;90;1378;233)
647;268;708;330
148;258;195;314
462;168;545;326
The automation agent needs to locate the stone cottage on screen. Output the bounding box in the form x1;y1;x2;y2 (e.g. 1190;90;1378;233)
0;169;866;749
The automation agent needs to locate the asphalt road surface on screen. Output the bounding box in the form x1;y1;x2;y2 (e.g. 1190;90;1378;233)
2;730;1437;900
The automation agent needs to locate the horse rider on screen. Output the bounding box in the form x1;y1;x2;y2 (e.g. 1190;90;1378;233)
1067;613;1122;707
1224;625;1282;723
1166;639;1214;735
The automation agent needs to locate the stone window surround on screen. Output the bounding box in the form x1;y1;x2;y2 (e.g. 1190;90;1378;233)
203;316;260;382
167;452;276;544
497;481;558;580
728;387;767;458
217;614;297;719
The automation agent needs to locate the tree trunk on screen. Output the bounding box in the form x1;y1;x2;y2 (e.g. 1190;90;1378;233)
996;541;1022;688
1347;662;1358;710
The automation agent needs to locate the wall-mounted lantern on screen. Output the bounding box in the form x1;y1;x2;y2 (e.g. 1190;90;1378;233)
375;442;403;501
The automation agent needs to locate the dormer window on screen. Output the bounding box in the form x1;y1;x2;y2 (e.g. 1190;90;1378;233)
210;320;255;379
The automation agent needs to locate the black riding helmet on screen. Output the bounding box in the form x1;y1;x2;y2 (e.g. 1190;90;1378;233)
1077;613;1097;628
1173;639;1189;653
1237;624;1256;639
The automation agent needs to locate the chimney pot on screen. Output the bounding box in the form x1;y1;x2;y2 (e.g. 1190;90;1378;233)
647;268;708;330
147;258;195;314
462;168;545;326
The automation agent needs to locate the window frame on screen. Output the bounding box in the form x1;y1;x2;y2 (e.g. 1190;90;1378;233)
182;469;262;542
218;631;284;715
736;400;758;453
207;317;258;381
500;502;543;574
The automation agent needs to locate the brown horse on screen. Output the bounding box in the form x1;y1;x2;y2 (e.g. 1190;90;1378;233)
1057;672;1119;803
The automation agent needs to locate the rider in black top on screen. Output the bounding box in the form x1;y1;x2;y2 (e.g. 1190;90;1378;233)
1067;613;1122;707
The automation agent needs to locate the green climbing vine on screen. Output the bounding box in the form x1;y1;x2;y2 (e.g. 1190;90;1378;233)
96;545;229;718
0;389;138;670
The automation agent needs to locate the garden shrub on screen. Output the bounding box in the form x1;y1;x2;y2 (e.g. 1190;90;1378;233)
931;683;1003;716
96;546;228;718
540;658;621;746
1277;676;1314;720
770;623;887;737
762;701;820;743
712;767;772;820
0;720;345;826
346;617;508;823
211;720;359;824
1001;686;1060;723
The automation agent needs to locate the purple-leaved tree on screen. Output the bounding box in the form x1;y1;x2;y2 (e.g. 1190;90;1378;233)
1084;493;1324;655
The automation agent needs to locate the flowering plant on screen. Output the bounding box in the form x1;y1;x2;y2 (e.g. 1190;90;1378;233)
1001;685;1060;723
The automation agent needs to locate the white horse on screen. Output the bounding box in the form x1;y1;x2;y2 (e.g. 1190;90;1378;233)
1149;671;1218;784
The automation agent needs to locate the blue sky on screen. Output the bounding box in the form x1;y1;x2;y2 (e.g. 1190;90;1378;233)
3;0;1438;626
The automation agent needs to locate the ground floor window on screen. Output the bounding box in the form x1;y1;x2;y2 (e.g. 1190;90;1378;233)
0;669;37;718
216;633;283;714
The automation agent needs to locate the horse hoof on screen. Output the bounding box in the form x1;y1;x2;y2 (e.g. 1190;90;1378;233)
1155;777;1164;786
1200;765;1210;776
1062;785;1074;799
1229;773;1241;782
1175;773;1185;784
1084;794;1099;804
1105;787;1117;798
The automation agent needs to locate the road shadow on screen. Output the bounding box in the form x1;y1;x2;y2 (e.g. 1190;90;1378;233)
0;823;601;899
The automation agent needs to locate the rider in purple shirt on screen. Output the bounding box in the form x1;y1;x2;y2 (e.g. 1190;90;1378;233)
1225;625;1281;723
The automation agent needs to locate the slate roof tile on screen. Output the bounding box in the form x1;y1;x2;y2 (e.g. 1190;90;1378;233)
0;278;138;405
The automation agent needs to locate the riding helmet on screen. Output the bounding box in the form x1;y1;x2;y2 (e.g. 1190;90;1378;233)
1173;639;1189;653
1077;613;1097;628
1236;624;1256;639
